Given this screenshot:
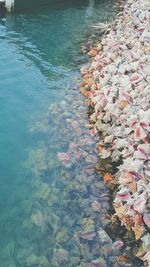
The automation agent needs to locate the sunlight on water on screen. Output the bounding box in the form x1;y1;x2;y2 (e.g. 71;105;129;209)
0;1;119;266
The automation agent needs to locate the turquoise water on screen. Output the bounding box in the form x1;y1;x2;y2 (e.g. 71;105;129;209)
0;1;118;266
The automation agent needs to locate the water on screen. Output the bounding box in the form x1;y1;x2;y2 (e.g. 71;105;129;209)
0;1;118;266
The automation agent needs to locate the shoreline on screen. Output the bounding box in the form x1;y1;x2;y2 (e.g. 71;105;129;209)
80;0;150;265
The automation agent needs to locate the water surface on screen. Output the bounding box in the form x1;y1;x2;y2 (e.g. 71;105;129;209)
0;1;118;266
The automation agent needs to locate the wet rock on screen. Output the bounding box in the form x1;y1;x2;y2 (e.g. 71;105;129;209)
55;228;69;243
26;254;49;266
52;248;69;266
92;257;107;267
97;228;112;244
79;243;91;260
92;200;102;212
70;256;80;266
79;231;97;241
80;262;92;267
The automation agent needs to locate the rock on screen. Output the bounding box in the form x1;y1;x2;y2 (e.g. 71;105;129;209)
88;48;98;58
53;249;69;265
79;231;96;241
55;228;69;243
97;228;112;244
92;257;107;267
70;256;80;266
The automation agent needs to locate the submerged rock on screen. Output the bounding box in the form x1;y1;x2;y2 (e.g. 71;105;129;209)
55;228;69;243
52;248;69;266
97;228;112;244
26;254;49;266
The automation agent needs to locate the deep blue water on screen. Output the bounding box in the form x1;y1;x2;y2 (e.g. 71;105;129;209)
0;1;118;266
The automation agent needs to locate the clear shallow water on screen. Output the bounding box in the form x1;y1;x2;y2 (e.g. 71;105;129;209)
0;1;118;266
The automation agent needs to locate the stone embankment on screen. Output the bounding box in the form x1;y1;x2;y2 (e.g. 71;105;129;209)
80;0;150;265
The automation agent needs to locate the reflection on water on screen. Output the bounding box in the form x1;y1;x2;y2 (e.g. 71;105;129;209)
0;1;119;266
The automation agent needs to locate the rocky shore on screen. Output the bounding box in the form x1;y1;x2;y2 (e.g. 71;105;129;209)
80;0;150;266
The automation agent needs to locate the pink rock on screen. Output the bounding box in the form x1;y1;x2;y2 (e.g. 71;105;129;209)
85;154;97;164
120;91;131;102
92;200;101;211
57;152;70;161
120;171;133;183
54;249;69;263
130;73;142;84
133;196;146;213
84;137;94;145
134;127;146;142
81;66;88;76
116;191;131;201
129;171;142;181
130;119;138;129
134;127;141;142
75;151;82;159
112;240;124;250
143;162;150;181
90;127;98;136
84;167;95;175
92;257;107;267
143;210;150;228
138;144;150;159
140;121;149;130
137;27;145;33
99;193;110;201
79;231;96;240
